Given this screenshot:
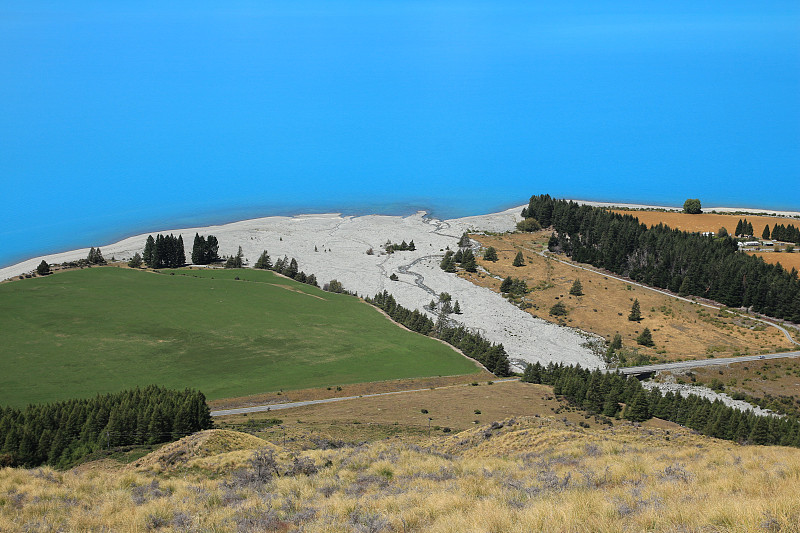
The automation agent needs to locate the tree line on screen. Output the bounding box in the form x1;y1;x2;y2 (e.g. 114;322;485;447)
365;291;511;376
522;362;800;447
143;234;187;268
767;222;800;244
523;194;800;323
251;250;319;287
0;386;213;469
384;240;416;253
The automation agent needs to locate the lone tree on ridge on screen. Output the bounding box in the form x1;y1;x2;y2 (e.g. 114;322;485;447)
683;199;702;214
512;251;525;267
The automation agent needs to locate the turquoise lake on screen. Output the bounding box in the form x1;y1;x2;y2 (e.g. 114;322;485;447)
1;1;798;267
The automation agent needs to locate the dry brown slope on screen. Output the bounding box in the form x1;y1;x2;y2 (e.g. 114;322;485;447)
466;232;794;364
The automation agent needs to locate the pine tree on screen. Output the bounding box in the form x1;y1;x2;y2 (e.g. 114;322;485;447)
628;299;641;321
36;260;50;275
284;258;299;278
500;276;513;293
762;225;771;240
462;250;477;272
624;391;651;422
177;235;186;266
458;232;470;247
453;301;461;314
440;251;454;271
609;334;622;351
191;234;205;264
127;253;142;268
255;250;272;269
569;279;583;296
735;219;743;236
225;246;244;268
144;235;155;265
408;240;416;251
636;327;654;347
483;247;498;262
205;236;219;263
512;251;525;267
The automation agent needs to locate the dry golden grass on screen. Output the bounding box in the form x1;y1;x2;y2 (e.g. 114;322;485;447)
609;209;799;236
217;381;618;450
467;232;794;363
750;251;800;270
208;372;496;411
3;417;800;532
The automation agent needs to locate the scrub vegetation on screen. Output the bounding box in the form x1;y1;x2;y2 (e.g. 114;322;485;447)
3;413;800;532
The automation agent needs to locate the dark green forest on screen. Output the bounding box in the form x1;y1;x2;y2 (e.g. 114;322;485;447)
522;362;800;447
365;291;511;376
0;386;212;469
521;194;800;322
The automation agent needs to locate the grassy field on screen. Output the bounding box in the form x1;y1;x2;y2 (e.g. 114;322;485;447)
0;267;479;408
466;232;794;364
610;209;800;269
608;209;799;236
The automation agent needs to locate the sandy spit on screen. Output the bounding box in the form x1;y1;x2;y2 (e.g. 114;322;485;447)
1;206;603;371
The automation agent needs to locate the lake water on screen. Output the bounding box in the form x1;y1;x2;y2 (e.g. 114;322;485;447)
1;2;798;267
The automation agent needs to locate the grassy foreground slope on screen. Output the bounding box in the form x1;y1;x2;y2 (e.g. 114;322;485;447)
3;418;800;532
0;267;478;407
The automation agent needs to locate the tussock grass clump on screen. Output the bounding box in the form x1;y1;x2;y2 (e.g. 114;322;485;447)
2;421;800;531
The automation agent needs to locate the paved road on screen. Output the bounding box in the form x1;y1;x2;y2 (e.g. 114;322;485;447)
211;378;519;417
612;351;800;375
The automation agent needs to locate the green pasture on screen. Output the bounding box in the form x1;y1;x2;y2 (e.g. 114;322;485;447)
0;267;478;407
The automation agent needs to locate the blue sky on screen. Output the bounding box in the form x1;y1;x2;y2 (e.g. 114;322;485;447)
1;1;799;266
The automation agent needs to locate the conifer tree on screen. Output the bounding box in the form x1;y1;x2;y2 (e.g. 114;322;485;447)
205;236;219;263
36;260;50;275
458;232;470;247
144;235;155;265
453;301;461;314
762;225;771;240
483;247;498;262
512;251;525;267
254;250;272;269
177;235;186;265
569;279;583;296
735;219;743;236
624;391;651;422
225;246;244;268
462;249;477;272
500;276;513;293
127;253;142;268
191;234;205;264
628;299;641;321
636;327;654;347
